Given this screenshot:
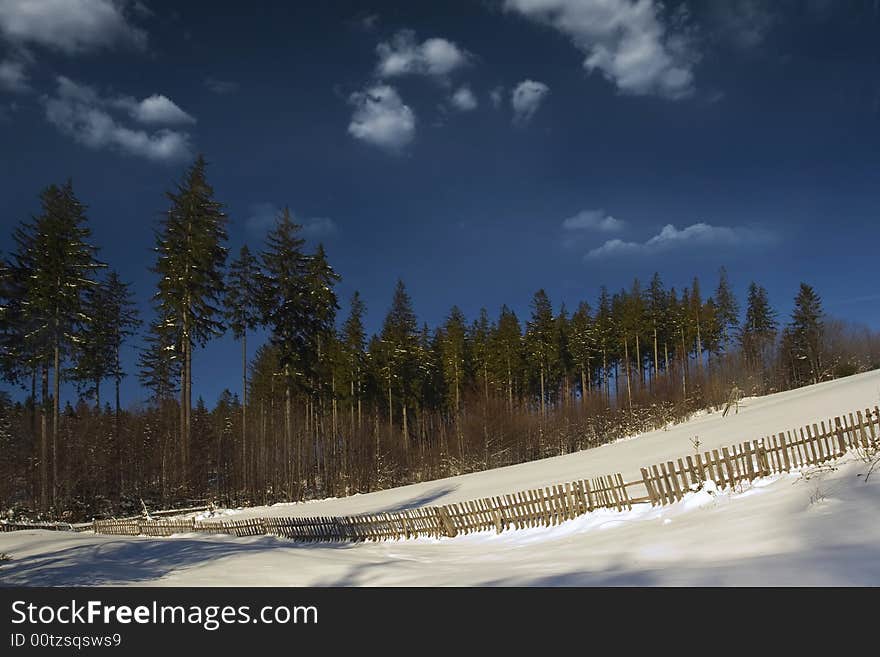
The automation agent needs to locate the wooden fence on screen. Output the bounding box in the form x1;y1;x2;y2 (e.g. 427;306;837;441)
26;405;880;543
639;406;880;506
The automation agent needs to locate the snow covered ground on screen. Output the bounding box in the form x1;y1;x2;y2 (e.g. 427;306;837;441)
2;370;880;586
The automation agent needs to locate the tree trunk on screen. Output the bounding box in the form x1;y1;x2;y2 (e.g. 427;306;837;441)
241;332;247;494
624;337;632;412
40;362;48;511
53;341;60;508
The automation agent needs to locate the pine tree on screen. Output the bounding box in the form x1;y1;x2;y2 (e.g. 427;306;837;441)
594;287;613;400
260;207;310;498
787;283;824;384
740;282;777;378
9;182;103;509
568;301;593;402
341;292;367;433
380;280;419;452
525;289;556;417
224;244;262;481
441;306;468;415
714;266;739;352
491;305;522;412
647;273;667;381
153;155;228;482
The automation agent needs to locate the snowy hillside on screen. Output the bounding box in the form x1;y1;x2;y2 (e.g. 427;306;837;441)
2;370;880;586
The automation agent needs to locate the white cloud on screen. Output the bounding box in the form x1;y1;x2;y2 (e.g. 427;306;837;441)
246;202;338;238
376;29;470;79
511;79;549;125
586;222;772;259
0;57;27;92
43;76;192;163
504;0;696;99
204;77;239;95
348;84;415;152
450;85;478;111
112;93;196;125
562;209;625;232
0;0;147;54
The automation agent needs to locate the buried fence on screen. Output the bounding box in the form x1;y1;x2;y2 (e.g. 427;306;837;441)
23;405;880;543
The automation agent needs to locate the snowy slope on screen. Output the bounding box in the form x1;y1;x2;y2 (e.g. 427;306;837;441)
2;370;879;586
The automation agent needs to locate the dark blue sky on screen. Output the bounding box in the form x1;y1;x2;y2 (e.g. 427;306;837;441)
1;1;879;407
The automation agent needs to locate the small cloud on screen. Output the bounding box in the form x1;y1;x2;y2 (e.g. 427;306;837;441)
376;29;470;79
0;58;28;93
246;203;338;238
43;76;193;163
511;79;549;125
489;85;504;109
302;216;338;237
450;85;478;111
708;0;777;50
0;0;148;55
562;209;625;233
113;93;196;125
586;222;773;260
357;13;379;31
204;77;239;95
348;84;415;152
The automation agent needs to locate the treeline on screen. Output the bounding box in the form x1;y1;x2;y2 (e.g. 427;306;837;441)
1;156;879;520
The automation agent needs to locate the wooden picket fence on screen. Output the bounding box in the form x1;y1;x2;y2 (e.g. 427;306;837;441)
63;405;880;543
639;406;880;506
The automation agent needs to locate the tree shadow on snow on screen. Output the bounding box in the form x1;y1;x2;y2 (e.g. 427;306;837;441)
0;534;356;587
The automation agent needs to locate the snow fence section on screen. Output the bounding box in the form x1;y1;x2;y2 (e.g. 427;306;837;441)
639;406;880;505
63;405;880;543
91;473;632;541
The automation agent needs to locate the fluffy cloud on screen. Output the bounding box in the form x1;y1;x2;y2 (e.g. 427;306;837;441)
246;202;338;237
562;209;625;232
348;84;415;152
504;0;696;99
0;57;27;92
586;222;771;259
376;29;470;79
0;0;147;54
450;85;478;111
112;93;196;125
44;76;193;163
511;79;549;125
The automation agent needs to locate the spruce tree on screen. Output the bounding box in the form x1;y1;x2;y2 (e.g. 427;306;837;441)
491;305;522;412
9;182;103;509
714;266;739;351
568;301;593;402
740;281;777;376
153;155;228;481
260;207;310;497
224;244;262;485
525;289;556;417
341;292;367;432
380;280;419;452
788;283;824;384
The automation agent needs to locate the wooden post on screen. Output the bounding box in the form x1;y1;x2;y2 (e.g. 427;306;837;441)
436;506;457;538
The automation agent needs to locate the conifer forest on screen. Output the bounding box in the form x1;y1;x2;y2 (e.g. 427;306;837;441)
1;157;879;521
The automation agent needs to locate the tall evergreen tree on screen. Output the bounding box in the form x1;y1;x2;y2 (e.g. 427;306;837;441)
260;207;310;497
380;280;419;451
341;291;367;432
787;283;824;384
9;182;103;508
224;244;261;490
740;281;777;376
714;266;739;352
153;155;228;480
525;289;557;417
